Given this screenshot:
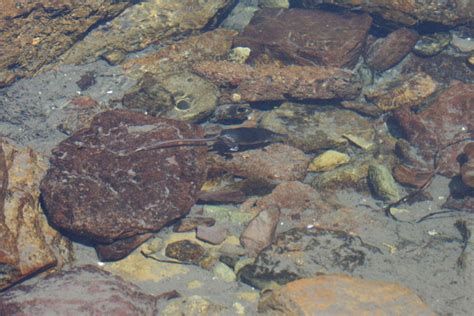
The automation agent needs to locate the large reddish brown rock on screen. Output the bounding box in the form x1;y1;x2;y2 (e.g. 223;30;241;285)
0;0;130;87
193;61;362;103
258;275;435;315
365;28;419;72
392;82;474;176
40;110;208;259
0;265;160;315
301;0;474;26
233;8;372;68
0;139;72;291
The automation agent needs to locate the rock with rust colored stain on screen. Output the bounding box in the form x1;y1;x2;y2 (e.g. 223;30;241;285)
0;0;129;87
40;110;208;259
366;28;419;72
0;139;72;290
391;82;474;177
364;73;438;111
0;265;159;315
258;275;435;315
233;8;372;68
193;61;362;103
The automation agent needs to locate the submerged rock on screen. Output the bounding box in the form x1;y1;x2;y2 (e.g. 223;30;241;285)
258;275;435;315
0;265;159;315
0;139;72;290
0;0;129;87
238;227;381;289
368;164;401;202
58;0;234;65
259;102;374;153
233;8;372;68
193;61;362;103
300;0;474;26
391;82;474;177
40;110;208;259
413;33;452;57
240;207;280;257
365;28;419;72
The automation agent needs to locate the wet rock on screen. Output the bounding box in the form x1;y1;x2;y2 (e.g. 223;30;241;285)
258;275;435;315
212;262;237;282
174;217;216;233
391;82;474;177
451;34;474;53
461;143;474;188
392;164;433;189
196;225;228;245
162;295;225;315
193;61;362;103
340;101;384;118
368;164;401;202
211;103;252;124
259;0;290;8
0;265;159;315
259;102;374;153
165;240;207;265
58;0;234;65
308;150;351;172
0;0;129;87
364;73;438;111
0;139;72;290
122;29;238;79
40;110;208;258
122;73;175;116
240;208;280;257
401;53;474;84
233;8;372;68
249;181;331;214
238;227;381;289
95;234;154;262
300;0;474;26
413;33;452;57
209;143;309;181
123;71;219;121
365;28;419;72
203;205;257;225
76;72;96;91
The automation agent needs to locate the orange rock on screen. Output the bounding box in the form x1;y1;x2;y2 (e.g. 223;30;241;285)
259;275;435;315
0;139;72;290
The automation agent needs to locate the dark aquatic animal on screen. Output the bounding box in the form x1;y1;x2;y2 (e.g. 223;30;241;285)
131;127;287;154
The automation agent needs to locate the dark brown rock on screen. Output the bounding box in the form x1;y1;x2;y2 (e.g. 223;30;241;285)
95;234;154;262
301;0;474;26
0;0;129;87
461;143;474;188
165;240;206;265
0;139;72;291
40;110;208;258
366;28;419;72
233;8;372;68
392;82;474;176
0;265;159;315
192;61;362;103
